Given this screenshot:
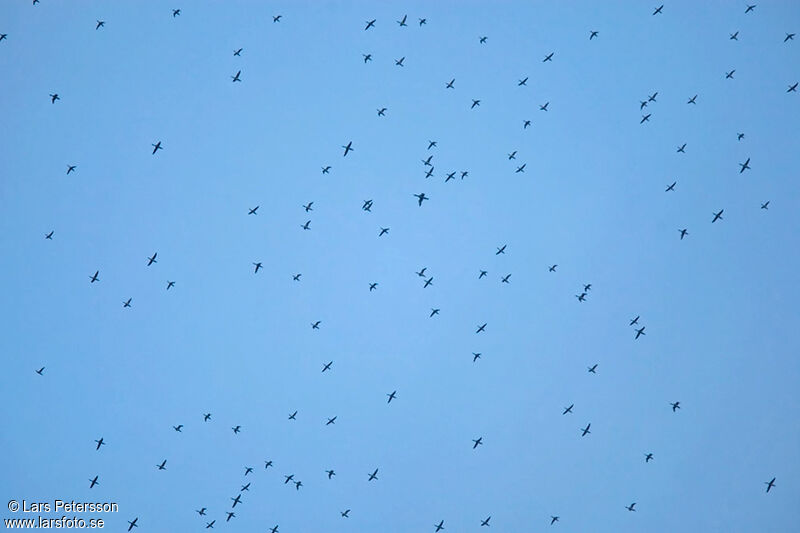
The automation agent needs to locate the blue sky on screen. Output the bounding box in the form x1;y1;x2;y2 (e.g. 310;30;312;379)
1;1;799;532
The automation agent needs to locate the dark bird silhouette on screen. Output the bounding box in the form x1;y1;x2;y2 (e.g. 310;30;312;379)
172;9;180;18
738;133;745;141
679;228;689;240
576;293;586;302
166;281;175;290
342;141;353;156
588;364;598;373
0;34;7;42
629;316;640;326
476;323;487;333
341;510;350;517
89;270;99;283
479;270;488;279
540;102;549;111
788;82;798;93
196;508;206;516
232;425;241;433
712;209;724;223
326;416;337;426
377;107;387;116
761;201;769;210
387;391;397;403
481;516;491;526
626;503;637;512
543;52;554;62
496;244;507;255
365;19;376;31
95;438;105;450
516;164;526;173
785;33;795;42
173;424;183;432
395;57;405;67
253;262;262;273
96;20;105;30
49;93;60;103
435;520;445;531
326;469;336;479
472;437;483;449
501;274;511;283
205;520;215;529
369;282;378;291
157;460;167;470
518;77;528;86
446;78;455;89
397;14;407;26
430;308;440;317
293;274;301;281
508;151;517;160
581;423;591;436
363;54;372;63
590;31;599;39
322;361;332;372
549;264;557;272
66;165;76;174
127;518;138;531
45;231;54;240
550;516;559;525
233;48;242;56
301;220;311;230
273;15;281;22
419;18;427;26
321;165;331;174
687;94;697;104
294;480;303;490
726;69;735;79
677;143;686;153
745;4;756;13
231;70;241;82
652;5;663;15
424;167;434;178
563;404;574;415
523;120;532;129
645;453;654;463
264;460;273;469
89;475;99;488
480;36;487;43
311;321;321;329
284;474;295;484
414;193;429;206
730;31;739;41
765;477;776;492
368;468;379;481
427;140;437;150
665;181;676;192
225;512;234;522
635;326;646;339
35;367;45;375
640;114;651;124
248;206;259;215
416;267;427;277
147;252;157;266
288;411;297;420
204;413;211;421
445;171;456;182
473;352;481;362
471;99;481;108
152;141;163;154
303;202;314;212
231;494;242;508
671;401;680;412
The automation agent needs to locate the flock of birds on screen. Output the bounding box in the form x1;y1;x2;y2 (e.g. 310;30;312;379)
7;2;795;532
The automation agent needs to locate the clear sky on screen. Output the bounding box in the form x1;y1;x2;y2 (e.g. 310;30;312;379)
1;1;799;532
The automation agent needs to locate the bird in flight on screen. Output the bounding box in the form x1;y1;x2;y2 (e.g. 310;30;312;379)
311;321;321;329
253;262;263;273
481;516;491;526
785;33;795;42
540;102;549;111
563;404;574;415
49;93;60;103
0;33;7;42
322;361;332;372
303;202;314;212
549;264;557;272
269;526;278;533
233;48;242;56
677;143;686;153
166;281;175;290
377;107;387;116
550;516;559;525
395;57;405;67
288;411;297;420
424;277;433;288
89;270;100;283
630;316;640;326
326;469;336;479
581;423;591;436
430;308;440;317
45;231;54;240
66;164;76;174
414;193;429;206
172;9;180;17
737;132;745;141
342;141;353;156
635;326;646;339
588;364;598;373
204;413;211;421
496;244;507;255
284;474;295;484
96;20;105;30
653;5;663;15
326;416;337;426
387;390;397;403
472;352;481;362
476;323;487;333
516;164;526;173
576;293;586;302
292;274;301;281
645;453;654;463
745;4;756;13
157;460;167;470
761;201;769;210
127;518;138;531
788;82;798;93
523;119;532;129
419;18;427;26
590;30;598;40
173;424;183;432
518;77;528;86
365;19;376;30
626;503;637;512
687;94;697;104
397;14;407;26
472;437;483;449
501;274;511;283
424;167;434;179
248;206;259;215
479;36;487;43
341;510;350;518
416;267;427;277
231;494;242;508
321;165;331;174
362;199;373;211
273;15;282;22
147;252;157;266
726;69;735;79
152;141;163;154
35;367;45;375
435;520;445;531
232;425;241;433
712;209;724;223
479;270;488;279
543;52;554;62
640;113;652;124
446;78;455;89
445;171;456;182
231;70;242;82
196;508;206;516
264;460;273;469
679;228;689;240
471;99;481;108
363;54;372;63
89;475;99;488
671;401;681;412
225;512;235;522
205;521;215;529
665;181;676;192
368;468;379;481
369;282;378;291
765;477;776;492
301;220;311;230
94;438;105;450
730;31;739;41
427;140;437;150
